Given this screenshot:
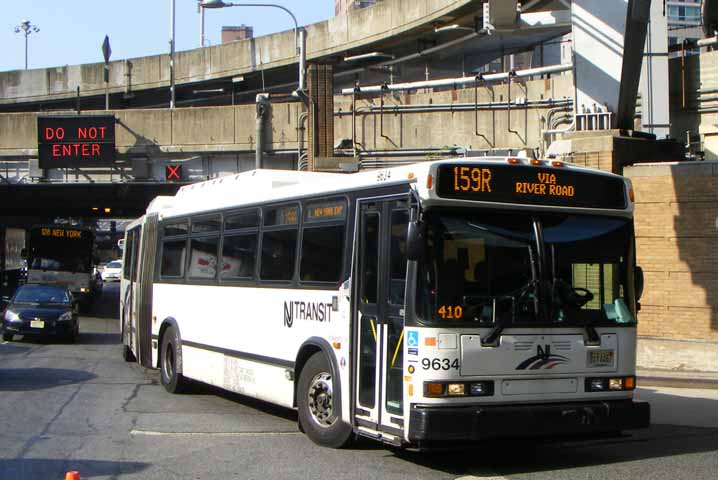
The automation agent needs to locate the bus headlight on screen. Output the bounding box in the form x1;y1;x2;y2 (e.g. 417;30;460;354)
424;381;494;397
447;383;465;396
469;382;493;396
80;288;89;293
586;376;635;392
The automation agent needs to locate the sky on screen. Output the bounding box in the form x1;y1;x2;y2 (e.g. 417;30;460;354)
1;1;335;72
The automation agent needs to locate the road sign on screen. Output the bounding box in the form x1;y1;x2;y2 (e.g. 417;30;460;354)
102;35;111;64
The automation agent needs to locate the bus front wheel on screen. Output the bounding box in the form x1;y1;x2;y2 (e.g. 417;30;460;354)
160;326;187;394
297;352;352;448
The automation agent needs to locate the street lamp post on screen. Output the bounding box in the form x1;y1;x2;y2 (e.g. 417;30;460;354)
170;0;176;109
200;0;306;92
14;20;40;70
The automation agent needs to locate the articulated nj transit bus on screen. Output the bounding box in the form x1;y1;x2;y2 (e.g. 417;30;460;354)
120;156;649;448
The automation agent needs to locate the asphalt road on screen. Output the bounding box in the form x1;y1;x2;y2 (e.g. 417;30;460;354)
1;283;718;479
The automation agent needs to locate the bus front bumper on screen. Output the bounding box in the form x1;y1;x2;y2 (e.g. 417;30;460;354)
408;400;650;443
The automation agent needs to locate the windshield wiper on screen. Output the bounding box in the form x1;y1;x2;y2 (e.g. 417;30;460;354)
476;279;538;346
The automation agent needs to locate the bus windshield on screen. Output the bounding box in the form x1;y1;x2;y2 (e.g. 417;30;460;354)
416;211;636;326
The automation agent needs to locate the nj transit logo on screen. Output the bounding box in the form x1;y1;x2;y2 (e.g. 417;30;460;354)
516;345;569;370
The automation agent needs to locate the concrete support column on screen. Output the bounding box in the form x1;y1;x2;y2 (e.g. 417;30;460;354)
572;0;650;129
306;64;334;172
639;0;670;138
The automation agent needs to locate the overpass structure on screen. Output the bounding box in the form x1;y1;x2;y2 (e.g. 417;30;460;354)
0;0;662;217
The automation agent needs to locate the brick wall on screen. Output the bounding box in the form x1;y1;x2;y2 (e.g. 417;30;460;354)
624;162;718;341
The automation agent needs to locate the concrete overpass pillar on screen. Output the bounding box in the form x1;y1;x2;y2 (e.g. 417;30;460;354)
572;0;651;129
639;0;670;139
307;64;334;171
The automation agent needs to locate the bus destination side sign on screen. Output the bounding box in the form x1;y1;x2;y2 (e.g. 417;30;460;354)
436;164;627;210
37;115;116;169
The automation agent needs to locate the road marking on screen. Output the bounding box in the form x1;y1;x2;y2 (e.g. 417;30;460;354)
130;429;301;437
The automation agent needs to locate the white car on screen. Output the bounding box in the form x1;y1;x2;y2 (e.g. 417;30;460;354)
101;260;123;282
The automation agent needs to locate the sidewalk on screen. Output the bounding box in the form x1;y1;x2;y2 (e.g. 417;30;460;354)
637;368;718;389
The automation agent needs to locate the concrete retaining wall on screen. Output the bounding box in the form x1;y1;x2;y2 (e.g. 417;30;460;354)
0;0;476;105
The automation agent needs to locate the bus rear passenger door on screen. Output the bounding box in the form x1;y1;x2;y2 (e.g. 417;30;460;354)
355;198;409;442
121;227;141;359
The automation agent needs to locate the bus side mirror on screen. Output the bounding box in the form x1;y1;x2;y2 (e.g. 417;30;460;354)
635;265;644;302
406;220;425;261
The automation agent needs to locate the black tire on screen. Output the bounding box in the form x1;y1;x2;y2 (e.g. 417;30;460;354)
297;352;353;448
2;332;12;342
122;344;136;362
66;322;79;343
160;326;187;394
121;325;136;362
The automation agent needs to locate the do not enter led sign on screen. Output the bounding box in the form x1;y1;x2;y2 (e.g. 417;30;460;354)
37;115;116;169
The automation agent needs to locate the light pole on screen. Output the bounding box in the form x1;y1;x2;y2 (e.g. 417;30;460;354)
170;0;176;109
200;0;306;92
14;20;40;70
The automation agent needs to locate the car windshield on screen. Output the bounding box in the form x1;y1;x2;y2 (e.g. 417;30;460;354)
13;285;72;305
106;261;122;269
416;211;636;326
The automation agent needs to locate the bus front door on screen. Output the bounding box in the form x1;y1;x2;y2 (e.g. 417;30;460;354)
355;198;409;441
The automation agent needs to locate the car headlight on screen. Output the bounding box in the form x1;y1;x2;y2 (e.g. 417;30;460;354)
58;311;73;321
4;310;20;322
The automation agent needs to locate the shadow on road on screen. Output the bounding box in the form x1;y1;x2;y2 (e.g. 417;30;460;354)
77;331;120;345
0;367;97;392
389;390;718;476
0;458;148;480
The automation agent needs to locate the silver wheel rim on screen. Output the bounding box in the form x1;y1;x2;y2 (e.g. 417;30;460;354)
307;372;336;428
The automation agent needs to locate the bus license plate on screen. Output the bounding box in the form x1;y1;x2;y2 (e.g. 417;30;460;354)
589;350;614;367
30;320;45;329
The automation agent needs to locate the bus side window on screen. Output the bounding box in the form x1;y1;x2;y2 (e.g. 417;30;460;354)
300;225;344;283
161;240;187;278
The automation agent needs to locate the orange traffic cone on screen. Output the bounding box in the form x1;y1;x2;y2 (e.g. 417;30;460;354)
65;471;80;480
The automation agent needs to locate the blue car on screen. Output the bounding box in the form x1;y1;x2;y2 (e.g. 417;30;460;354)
2;284;79;343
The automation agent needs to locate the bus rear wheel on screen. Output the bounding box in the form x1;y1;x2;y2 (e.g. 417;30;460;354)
297;352;352;448
160;326;187;394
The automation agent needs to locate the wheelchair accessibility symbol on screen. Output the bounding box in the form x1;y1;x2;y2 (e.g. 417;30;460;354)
407;330;419;348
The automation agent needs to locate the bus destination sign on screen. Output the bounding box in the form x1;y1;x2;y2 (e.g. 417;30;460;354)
40;227;87;240
37;115;116;169
435;164;627;210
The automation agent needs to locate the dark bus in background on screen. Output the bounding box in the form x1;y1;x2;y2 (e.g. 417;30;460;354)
0;227;25;298
26;225;101;306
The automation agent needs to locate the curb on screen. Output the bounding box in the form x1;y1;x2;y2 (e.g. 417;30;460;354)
638;375;718;390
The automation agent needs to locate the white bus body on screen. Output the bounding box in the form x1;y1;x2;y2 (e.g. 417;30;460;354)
121;158;649;448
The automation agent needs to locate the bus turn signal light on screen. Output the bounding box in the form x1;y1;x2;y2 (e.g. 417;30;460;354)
425;383;445;397
426;174;433;189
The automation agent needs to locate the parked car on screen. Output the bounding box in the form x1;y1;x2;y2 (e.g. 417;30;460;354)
2;284;79;342
101;260;122;282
